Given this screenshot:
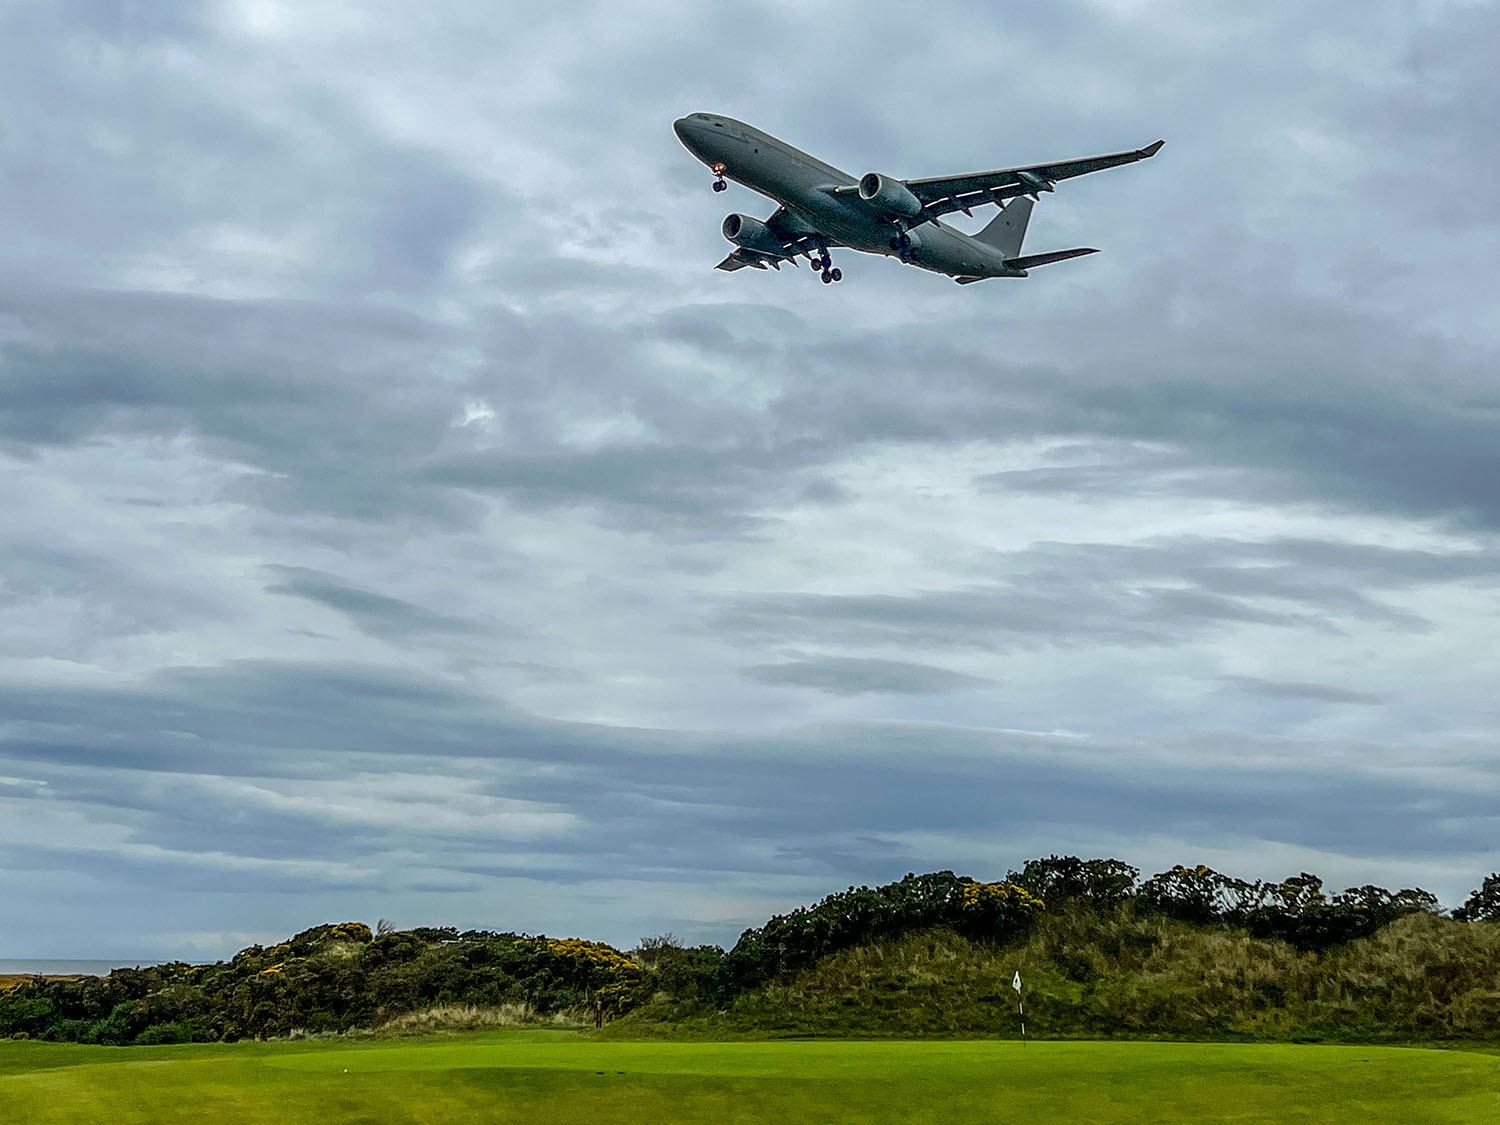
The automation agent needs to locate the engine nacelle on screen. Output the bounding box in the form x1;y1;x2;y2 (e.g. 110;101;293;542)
858;172;923;219
721;213;783;255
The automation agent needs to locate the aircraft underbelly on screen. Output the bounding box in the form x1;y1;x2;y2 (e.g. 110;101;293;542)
736;146;997;275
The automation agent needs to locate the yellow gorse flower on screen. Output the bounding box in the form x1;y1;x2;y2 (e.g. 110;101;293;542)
960;881;1046;913
543;938;641;976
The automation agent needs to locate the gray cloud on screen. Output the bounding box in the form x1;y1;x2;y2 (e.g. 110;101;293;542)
2;0;1499;957
263;566;480;640
719;536;1495;652
1224;676;1384;706
743;657;992;696
2;659;1496;938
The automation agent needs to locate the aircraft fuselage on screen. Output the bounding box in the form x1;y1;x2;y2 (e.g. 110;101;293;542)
673;114;1023;280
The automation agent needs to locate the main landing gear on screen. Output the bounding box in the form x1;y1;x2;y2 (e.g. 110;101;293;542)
710;163;727;192
889;229;914;263
809;245;842;284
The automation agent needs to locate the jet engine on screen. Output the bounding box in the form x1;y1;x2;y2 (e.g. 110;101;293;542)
858;173;923;220
721;213;785;255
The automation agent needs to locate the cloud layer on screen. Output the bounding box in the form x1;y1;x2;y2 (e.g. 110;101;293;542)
2;0;1499;957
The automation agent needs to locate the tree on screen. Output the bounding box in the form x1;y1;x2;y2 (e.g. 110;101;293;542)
1455;874;1500;922
1138;865;1252;925
1006;855;1139;908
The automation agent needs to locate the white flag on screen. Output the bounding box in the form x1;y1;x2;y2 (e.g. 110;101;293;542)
1012;971;1022;993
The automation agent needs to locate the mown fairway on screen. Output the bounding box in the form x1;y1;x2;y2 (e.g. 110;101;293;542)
2;1031;1498;1123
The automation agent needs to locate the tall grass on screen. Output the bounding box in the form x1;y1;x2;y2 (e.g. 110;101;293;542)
620;905;1500;1042
372;1002;583;1037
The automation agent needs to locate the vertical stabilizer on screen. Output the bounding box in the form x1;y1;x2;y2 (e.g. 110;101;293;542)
975;196;1033;259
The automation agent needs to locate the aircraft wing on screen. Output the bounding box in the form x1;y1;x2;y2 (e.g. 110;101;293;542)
714;206;836;270
904;140;1163;222
715;247;784;271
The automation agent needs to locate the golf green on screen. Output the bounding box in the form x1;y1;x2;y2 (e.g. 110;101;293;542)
2;1032;1497;1122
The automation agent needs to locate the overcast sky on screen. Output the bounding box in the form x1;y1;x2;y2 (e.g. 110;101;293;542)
3;0;1499;960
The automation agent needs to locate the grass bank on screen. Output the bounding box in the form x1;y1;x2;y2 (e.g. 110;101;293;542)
618;907;1500;1042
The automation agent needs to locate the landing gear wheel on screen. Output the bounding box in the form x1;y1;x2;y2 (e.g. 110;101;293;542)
889;236;902;251
830;268;842;282
712;179;727;192
821;271;833;284
899;233;912;250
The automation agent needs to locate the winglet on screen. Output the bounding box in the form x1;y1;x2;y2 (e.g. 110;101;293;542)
1139;140;1164;158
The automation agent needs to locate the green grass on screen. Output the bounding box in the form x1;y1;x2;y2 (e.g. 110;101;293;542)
3;1031;1499;1123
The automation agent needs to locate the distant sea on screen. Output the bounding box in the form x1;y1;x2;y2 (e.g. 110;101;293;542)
0;959;159;976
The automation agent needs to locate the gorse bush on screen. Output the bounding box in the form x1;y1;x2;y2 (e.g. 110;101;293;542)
0;923;637;1045
718;872;1044;994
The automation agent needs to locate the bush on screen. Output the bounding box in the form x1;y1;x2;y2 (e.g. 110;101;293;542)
1455;873;1500;923
650;945;724;1003
1138;866;1440;952
718;872;1043;995
1007;856;1139;909
135;1020;194;1046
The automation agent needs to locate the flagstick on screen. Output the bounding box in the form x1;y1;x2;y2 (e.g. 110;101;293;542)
1012;969;1025;1046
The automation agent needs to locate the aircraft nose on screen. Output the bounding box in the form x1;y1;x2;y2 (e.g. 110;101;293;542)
673;117;691;141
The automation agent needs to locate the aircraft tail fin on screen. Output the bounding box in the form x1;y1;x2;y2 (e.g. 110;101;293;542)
974;196;1033;258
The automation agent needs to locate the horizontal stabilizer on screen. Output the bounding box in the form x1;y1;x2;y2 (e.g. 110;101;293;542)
1003;247;1099;270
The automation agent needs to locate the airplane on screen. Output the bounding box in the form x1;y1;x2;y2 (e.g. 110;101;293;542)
672;113;1162;285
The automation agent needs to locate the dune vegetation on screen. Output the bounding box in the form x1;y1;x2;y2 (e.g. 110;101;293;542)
6;858;1500;1047
628;905;1500;1043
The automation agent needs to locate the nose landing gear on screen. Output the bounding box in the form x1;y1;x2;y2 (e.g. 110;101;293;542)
711;163;727;192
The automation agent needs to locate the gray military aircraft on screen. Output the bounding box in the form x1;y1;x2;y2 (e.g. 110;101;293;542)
673;113;1162;285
